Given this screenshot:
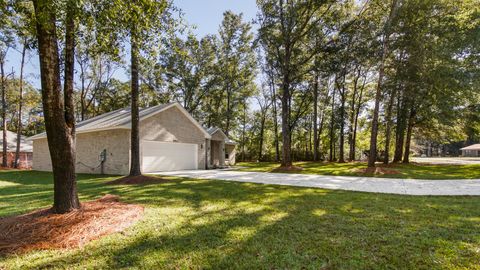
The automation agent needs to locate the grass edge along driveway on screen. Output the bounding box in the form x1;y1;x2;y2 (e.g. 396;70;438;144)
235;161;480;180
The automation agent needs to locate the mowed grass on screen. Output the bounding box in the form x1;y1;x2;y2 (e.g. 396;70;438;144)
236;161;480;180
1;171;480;269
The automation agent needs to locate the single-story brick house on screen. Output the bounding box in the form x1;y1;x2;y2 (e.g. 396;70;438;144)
460;144;480;157
0;130;33;168
29;102;236;174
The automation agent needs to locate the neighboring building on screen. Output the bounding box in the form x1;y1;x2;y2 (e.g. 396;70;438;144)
460;144;480;157
0;130;33;169
29;103;236;175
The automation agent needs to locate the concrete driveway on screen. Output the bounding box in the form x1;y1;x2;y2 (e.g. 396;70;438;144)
155;170;480;196
412;157;480;165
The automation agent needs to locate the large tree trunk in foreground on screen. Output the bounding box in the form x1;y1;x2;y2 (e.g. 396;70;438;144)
33;0;80;213
14;39;28;168
129;28;142;176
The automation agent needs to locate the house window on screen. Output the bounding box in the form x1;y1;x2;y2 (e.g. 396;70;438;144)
225;153;229;159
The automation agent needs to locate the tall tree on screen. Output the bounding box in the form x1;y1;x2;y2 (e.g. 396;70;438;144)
367;0;400;168
0;47;8;167
95;0;171;176
0;2;13;167
216;11;256;136
257;0;329;167
14;37;27;168
32;0;79;213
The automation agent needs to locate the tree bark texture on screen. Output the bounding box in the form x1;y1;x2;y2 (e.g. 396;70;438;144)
33;0;80;213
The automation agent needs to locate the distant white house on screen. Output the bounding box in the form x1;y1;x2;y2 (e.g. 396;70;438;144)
460;144;480;157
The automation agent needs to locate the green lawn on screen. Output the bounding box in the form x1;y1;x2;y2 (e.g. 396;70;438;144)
1;170;480;269
236;161;480;180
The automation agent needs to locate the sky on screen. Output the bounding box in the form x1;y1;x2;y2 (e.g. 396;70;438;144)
5;0;259;89
174;0;258;37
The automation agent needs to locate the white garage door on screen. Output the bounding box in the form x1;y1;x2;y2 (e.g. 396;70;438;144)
141;141;198;172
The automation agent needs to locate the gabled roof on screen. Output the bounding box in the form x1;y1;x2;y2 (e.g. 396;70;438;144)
0;130;32;152
461;144;480;151
29;102;211;140
206;127;237;145
206;127;223;136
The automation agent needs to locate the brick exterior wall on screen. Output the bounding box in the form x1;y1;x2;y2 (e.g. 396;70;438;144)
32;129;130;175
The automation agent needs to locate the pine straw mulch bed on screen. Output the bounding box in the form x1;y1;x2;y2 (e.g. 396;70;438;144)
106;174;171;185
0;194;143;255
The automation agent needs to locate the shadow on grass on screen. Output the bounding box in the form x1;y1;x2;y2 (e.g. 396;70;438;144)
1;171;480;269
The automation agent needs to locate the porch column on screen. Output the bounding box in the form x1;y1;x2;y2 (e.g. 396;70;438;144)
206;139;211;169
220;141;225;166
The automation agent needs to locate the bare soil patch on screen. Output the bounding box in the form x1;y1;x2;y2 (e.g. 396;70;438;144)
0;195;143;255
272;165;304;173
107;174;170;185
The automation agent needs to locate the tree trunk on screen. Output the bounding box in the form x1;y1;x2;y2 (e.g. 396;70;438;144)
313;73;319;161
14;39;27;168
308;115;312;160
272;86;280;162
403;108;415;163
368;0;399;168
393;93;407;162
241;102;247;161
129;27;142;176
338;75;346;163
352;75;366;161
384;85;397;164
258;114;266;161
318;111;325;160
0;51;7;167
225;90;231;137
79;61;86;121
329;86;336;162
348;69;360;161
281;73;292;167
33;0;80;213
